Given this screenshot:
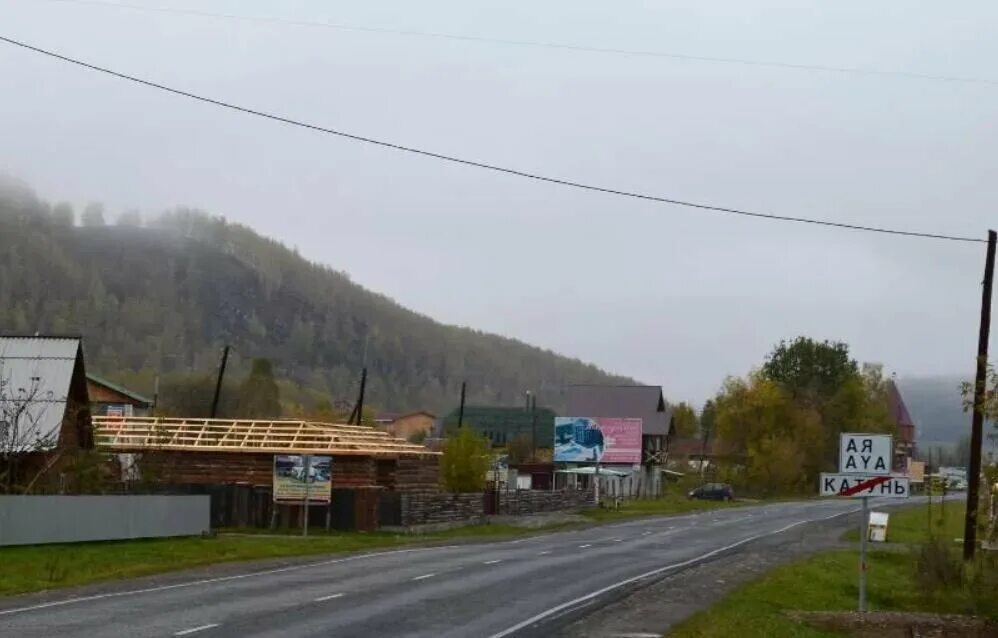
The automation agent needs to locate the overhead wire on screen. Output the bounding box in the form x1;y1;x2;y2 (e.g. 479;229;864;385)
36;0;998;87
0;33;986;244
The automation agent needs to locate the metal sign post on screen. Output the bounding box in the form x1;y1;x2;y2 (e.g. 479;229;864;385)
302;454;312;537
859;495;868;612
820;432;909;613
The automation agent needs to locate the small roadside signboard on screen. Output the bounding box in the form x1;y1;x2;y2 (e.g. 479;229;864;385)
839;433;892;475
819;473;910;498
822;432;908;614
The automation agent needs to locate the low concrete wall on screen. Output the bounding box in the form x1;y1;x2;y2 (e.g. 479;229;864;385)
0;495;210;546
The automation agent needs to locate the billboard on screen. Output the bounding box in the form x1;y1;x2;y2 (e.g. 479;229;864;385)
273;455;332;503
554;417;642;464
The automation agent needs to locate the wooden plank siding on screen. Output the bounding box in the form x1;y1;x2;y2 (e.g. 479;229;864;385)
136;451;389;488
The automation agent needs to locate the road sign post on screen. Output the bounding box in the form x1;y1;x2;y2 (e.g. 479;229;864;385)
859;496;868;612
821;433;907;613
302;455;312;537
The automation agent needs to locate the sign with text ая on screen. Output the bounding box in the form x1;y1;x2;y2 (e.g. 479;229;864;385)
819;433;909;498
839;433;891;474
273;455;332;503
553;417;642;464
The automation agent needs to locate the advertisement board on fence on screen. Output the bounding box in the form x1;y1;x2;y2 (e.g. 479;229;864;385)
554;417;642;464
273;455;332;503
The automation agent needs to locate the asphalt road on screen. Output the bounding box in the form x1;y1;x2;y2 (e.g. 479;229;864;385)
0;498;904;638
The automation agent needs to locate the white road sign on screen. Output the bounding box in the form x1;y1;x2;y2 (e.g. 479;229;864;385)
839;433;892;475
820;473;910;498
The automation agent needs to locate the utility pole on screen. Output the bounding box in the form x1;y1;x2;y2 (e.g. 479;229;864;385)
698;421;711;479
152;374;160;413
209;345;229;418
530;394;537;462
927;448;933;538
965;229;996;560
457;381;466;428
352;368;368;425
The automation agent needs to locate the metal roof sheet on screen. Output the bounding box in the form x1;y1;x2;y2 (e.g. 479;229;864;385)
0;336;81;448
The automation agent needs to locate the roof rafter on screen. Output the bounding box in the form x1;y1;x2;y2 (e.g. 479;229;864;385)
94;416;438;457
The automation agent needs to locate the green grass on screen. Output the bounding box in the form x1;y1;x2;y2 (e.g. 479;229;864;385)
841;501;967;544
672;500;997;638
670;547;997;638
581;492;741;523
0;522;572;597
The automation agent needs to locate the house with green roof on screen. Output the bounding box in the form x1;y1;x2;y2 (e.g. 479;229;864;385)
86;374;153;417
441;406;556;448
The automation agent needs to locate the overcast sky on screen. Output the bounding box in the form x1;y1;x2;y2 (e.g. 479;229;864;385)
2;0;997;404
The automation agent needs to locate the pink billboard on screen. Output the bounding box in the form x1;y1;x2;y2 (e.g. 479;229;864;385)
554;417;643;464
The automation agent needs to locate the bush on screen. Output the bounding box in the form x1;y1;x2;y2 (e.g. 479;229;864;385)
913;539;964;593
440;428;490;493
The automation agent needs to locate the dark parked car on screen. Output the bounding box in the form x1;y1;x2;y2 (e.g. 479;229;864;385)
688;482;734;501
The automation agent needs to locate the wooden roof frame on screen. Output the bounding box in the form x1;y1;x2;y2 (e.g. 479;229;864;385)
94;416;439;457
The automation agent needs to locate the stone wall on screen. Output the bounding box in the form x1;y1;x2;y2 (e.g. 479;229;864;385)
400;490;485;526
497;489;595;516
396;488;595;528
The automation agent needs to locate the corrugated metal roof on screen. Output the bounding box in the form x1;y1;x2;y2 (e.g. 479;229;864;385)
564;385;672;435
0;336;81;448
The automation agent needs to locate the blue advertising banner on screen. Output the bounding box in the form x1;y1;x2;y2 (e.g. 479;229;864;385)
554;417;642;463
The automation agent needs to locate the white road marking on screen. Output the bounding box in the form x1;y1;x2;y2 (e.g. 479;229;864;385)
537;550;551;555
487;506;862;638
612;633;661;637
174;624;219;636
578;544;591;548
483;559;502;565
314;593;344;602
412;573;436;581
612;538;623;542
0;546;461;617
544;597;597;623
641;531;651;536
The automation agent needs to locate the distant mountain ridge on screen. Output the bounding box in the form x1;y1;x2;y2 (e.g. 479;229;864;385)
0;179;636;414
898;375;972;446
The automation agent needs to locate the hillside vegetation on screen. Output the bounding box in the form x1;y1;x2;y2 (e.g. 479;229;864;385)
0;178;633;415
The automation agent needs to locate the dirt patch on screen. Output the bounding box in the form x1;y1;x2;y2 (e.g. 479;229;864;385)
790;610;998;638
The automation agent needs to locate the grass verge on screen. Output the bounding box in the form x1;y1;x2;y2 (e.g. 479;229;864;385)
671;500;996;638
670;548;997;637
0;522;560;597
581;493;741;523
841;500;966;544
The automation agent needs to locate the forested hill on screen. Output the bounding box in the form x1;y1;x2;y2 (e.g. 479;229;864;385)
0;178;634;414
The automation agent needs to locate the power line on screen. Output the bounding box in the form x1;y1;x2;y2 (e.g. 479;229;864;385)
0;33;986;244
37;0;998;87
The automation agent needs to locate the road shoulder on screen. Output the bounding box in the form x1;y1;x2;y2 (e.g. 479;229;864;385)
556;511;858;637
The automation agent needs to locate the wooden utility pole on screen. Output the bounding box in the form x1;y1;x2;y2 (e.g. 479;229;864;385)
965;229;996;560
457;382;466;428
209;345;230;418
351;368;368;425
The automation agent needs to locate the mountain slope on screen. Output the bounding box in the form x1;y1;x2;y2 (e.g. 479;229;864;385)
898;375;972;446
0;180;635;413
